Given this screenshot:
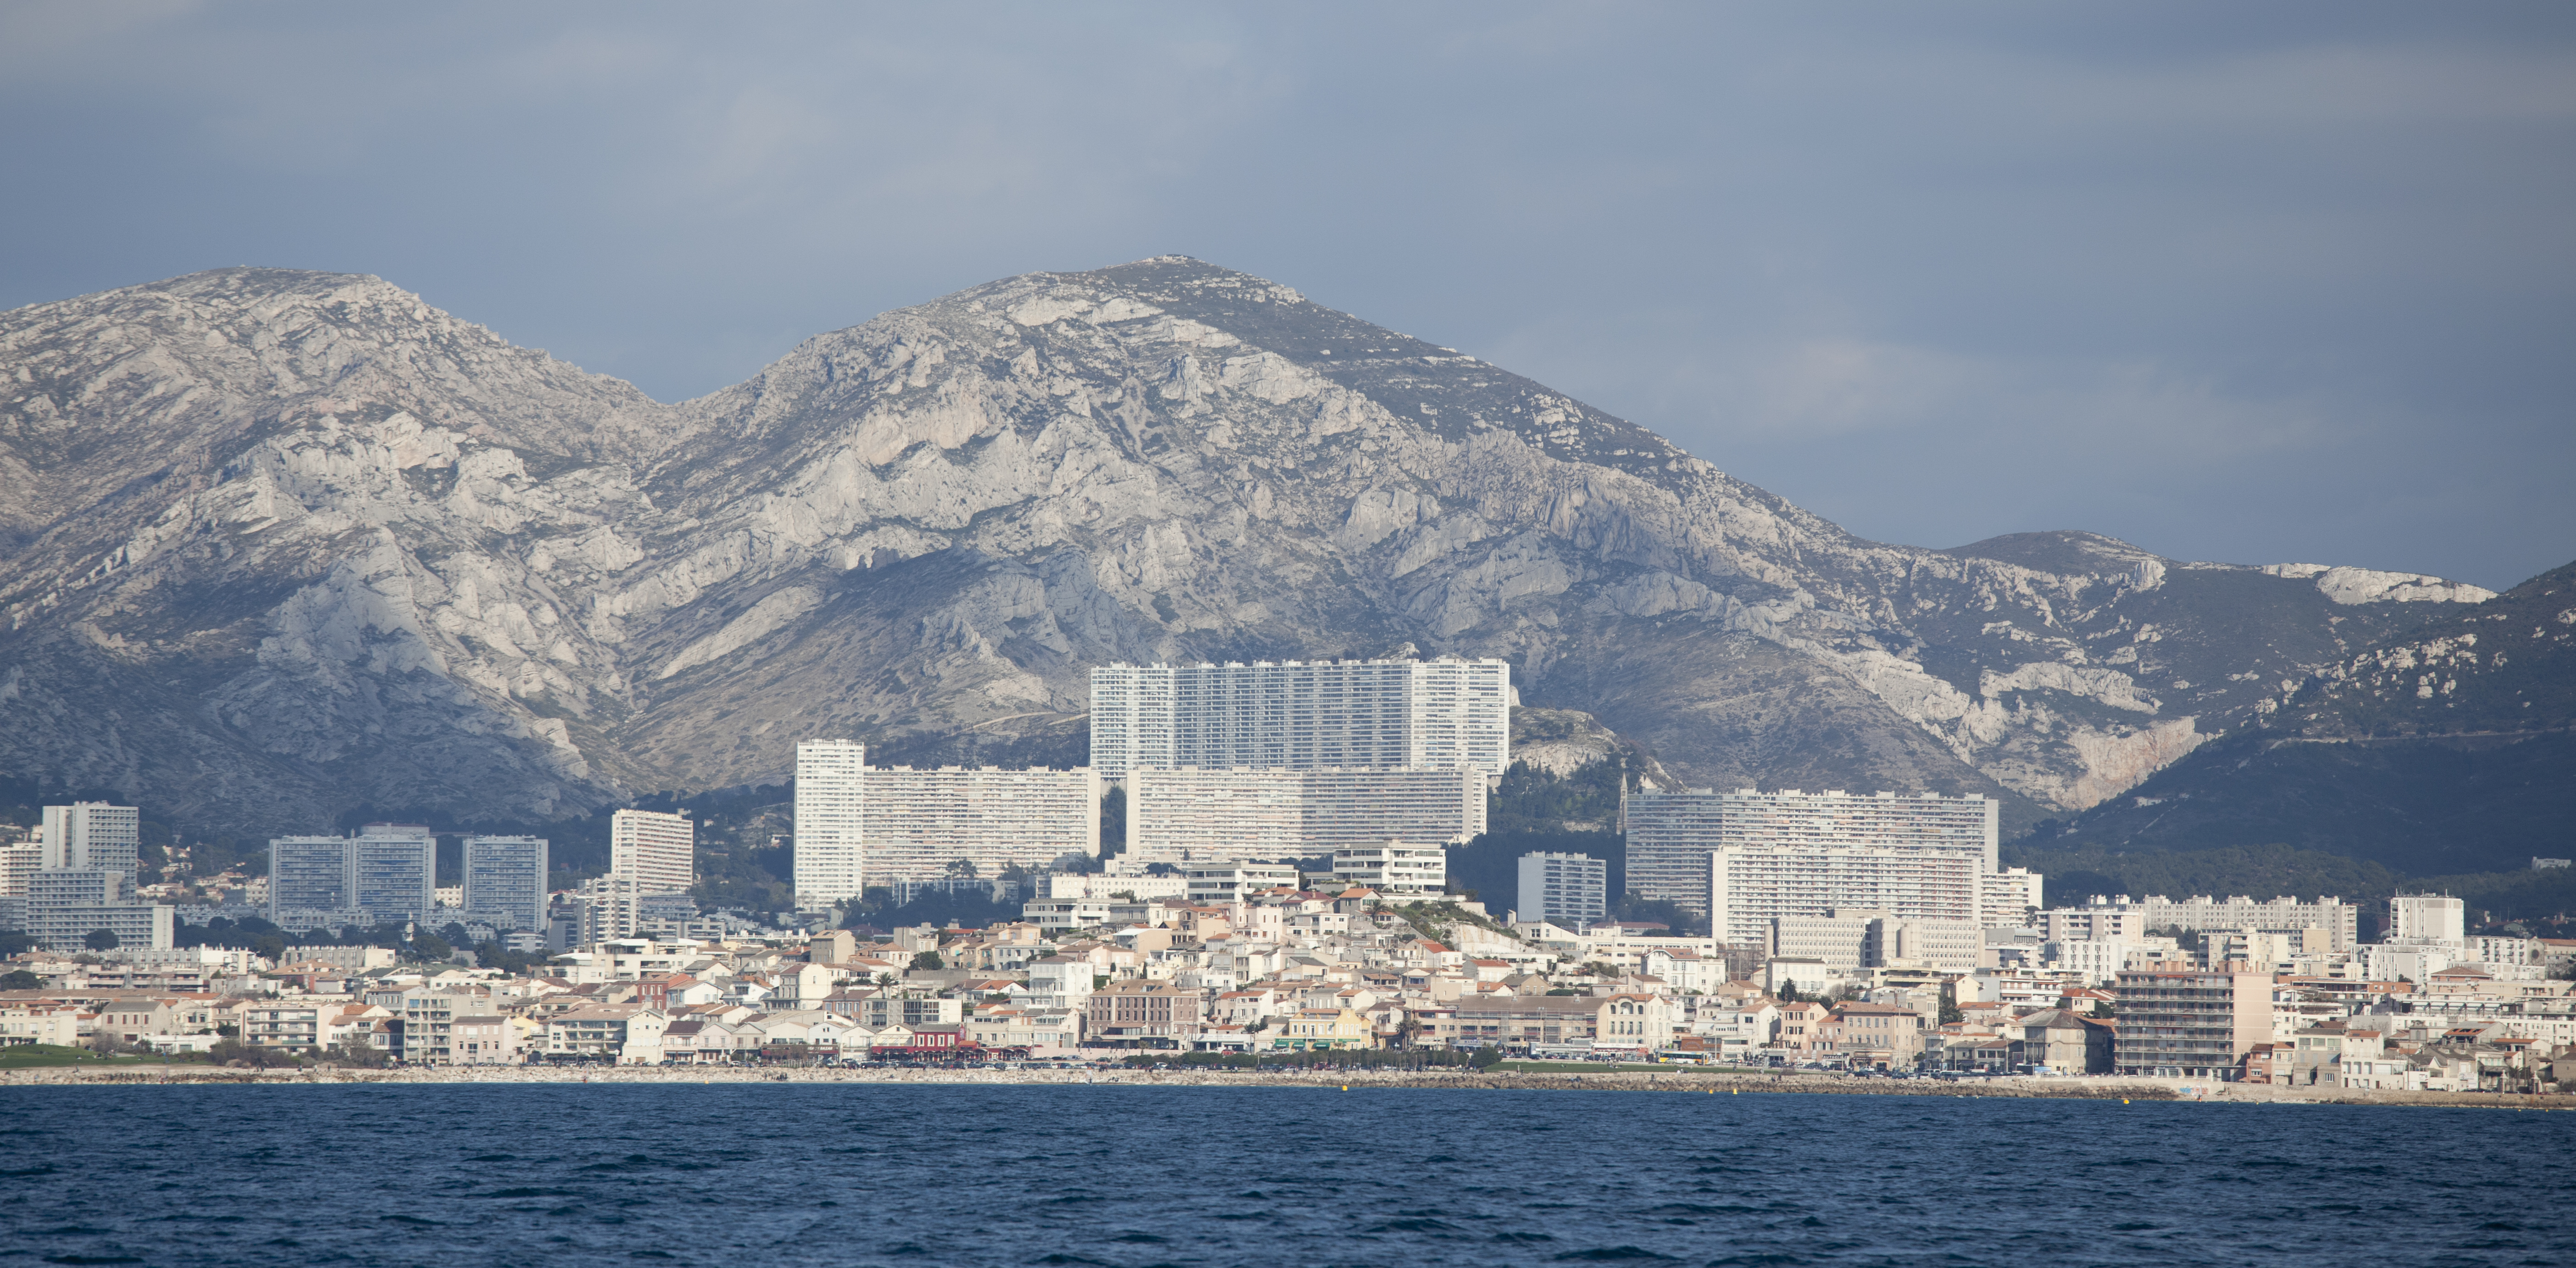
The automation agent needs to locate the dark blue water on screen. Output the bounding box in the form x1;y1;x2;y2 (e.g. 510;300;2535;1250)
4;1084;2570;1267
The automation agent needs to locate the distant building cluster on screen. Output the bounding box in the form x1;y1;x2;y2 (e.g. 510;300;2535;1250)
5;656;2569;1092
794;657;1508;902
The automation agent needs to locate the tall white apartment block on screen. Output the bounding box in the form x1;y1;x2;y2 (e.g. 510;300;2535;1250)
2389;893;2465;945
0;840;40;897
609;809;695;895
1978;867;2046;929
794;740;869;904
1707;846;1981;949
463;835;550;933
1127;766;1487;866
350;824;437;923
1089;657;1511;779
1625;787;1999;916
857;766;1102;883
1517;851;1609;928
268;836;354;924
41;802;140;874
558;876;644;946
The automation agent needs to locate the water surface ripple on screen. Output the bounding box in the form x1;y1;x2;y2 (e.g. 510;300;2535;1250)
4;1084;2570;1267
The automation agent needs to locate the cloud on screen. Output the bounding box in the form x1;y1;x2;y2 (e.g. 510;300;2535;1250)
0;1;2568;588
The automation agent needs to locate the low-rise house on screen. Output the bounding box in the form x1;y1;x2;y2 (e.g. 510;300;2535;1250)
544;1004;669;1064
1085;980;1204;1044
1280;1007;1373;1050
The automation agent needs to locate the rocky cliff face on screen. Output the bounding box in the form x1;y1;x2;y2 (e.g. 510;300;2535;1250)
2033;559;2574;870
0;257;2498;834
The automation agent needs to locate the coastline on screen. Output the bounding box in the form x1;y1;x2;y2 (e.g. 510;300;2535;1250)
8;1064;2570;1107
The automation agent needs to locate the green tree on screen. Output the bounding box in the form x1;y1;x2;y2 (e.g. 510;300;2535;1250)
1777;981;1802;1003
910;951;944;971
0;969;41;990
83;928;120;951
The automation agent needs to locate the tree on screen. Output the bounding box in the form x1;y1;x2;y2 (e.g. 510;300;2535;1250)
0;970;40;990
1777;981;1802;1003
910;951;944;971
83;928;120;951
944;857;980;880
325;1040;390;1068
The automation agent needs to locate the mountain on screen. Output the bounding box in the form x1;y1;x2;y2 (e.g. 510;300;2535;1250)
2028;558;2576;872
0;257;2517;850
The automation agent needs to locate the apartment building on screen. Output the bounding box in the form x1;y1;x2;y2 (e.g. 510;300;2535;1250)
1089;657;1511;779
1979;867;2044;929
1517;851;1608;928
1185;862;1302;906
2390;893;2466;944
40;802;140;874
26;868;172;952
1127;766;1485;866
266;826;436;929
2112;960;2274;1078
1086;980;1205;1043
1327;843;1447;899
1705;846;1980;949
463;835;550;933
1626;788;1998;916
2040;894;2360;952
0;840;39;898
1770;911;1981;974
609;809;695;895
793;739;869;904
858;766;1100;883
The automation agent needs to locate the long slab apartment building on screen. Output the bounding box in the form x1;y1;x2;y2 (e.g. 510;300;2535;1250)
793;656;1510;902
1624;786;2030;949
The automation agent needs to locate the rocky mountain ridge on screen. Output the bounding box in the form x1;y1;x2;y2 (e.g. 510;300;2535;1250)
0;258;2506;837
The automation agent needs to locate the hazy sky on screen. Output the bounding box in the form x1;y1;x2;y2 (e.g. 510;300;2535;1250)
5;2;2570;588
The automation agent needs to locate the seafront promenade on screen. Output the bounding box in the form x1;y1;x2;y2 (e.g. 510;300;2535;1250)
10;1062;2572;1107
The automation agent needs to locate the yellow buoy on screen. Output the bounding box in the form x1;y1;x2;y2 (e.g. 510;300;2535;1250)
1342;1084;1349;1091
2122;1098;2130;1104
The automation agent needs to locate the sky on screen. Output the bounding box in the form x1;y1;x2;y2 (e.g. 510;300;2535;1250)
4;2;2570;589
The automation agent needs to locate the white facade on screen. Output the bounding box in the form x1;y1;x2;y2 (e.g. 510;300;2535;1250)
41;802;140;875
609;809;695;895
266;826;435;928
1626;788;1998;916
268;836;352;923
1978;867;2044;929
1331;844;1447;898
859;766;1101;884
462;835;550;933
350;824;436;923
1184;862;1302;905
793;739;869;904
1127;765;1486;866
1088;657;1511;779
1707;846;1980;949
2390;893;2466;945
26;868;172;952
0;841;39;898
2040;894;2360;952
1517;851;1608;927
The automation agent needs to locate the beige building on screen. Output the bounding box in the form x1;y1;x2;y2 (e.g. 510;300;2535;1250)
1627;787;1997;916
1128;766;1485;866
609;810;695;895
2113;960;2273;1078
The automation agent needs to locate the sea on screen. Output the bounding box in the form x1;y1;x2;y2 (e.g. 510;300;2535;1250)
3;1084;2570;1267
